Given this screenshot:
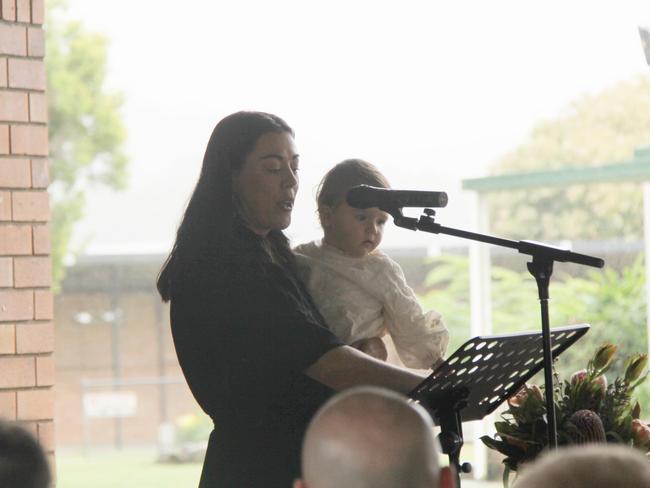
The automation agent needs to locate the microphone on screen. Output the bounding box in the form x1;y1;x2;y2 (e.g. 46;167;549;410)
346;185;448;210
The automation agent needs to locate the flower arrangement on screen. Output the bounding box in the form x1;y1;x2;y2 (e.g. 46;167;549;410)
481;344;649;485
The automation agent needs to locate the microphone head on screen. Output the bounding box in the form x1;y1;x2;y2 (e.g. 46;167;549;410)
346;185;378;209
346;185;448;210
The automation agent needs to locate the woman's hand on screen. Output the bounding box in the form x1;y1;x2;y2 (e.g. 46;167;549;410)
305;345;425;394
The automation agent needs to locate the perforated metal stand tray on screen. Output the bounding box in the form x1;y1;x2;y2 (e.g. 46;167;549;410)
410;324;590;422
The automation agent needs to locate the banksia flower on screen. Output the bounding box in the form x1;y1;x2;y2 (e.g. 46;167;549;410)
568;409;606;444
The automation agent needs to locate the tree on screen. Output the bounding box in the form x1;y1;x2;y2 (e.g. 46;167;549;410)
420;255;648;379
486;76;650;241
46;0;128;288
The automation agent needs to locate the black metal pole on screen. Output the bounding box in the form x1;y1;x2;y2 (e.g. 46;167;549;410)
527;258;558;448
436;403;468;488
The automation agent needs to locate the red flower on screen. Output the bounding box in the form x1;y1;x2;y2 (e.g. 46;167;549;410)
507;384;543;408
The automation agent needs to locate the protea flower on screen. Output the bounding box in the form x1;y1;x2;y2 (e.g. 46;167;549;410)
570;370;588;385
593;374;608;394
625;354;648;383
507;384;543;408
631;419;650;449
593;343;617;371
632;401;641;419
570;370;607;394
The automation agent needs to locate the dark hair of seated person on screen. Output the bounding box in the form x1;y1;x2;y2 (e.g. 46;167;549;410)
0;420;51;488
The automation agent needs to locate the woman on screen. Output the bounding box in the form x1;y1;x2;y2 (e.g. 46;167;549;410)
157;111;425;487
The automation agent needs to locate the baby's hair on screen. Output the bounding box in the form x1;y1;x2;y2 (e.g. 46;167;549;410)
316;159;390;208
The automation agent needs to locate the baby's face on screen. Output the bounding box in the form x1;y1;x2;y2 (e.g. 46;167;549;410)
321;202;389;257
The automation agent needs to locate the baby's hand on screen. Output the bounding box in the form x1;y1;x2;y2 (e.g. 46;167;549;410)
351;337;388;362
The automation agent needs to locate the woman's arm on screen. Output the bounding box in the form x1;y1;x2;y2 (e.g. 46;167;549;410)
305;345;425;394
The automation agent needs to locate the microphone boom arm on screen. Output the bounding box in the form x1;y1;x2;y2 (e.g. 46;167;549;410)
390;208;603;268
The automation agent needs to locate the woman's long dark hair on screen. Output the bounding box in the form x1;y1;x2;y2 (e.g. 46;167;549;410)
156;111;294;302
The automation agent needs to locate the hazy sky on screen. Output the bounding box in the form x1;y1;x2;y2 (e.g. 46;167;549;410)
64;0;649;255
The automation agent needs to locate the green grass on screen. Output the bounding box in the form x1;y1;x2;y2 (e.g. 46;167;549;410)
56;447;501;488
56;448;202;488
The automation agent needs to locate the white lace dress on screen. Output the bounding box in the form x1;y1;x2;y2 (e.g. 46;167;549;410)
294;240;449;369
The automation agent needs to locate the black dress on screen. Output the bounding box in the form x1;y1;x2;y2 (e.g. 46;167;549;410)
169;226;342;487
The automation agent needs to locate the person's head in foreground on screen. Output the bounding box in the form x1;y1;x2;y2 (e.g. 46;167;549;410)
316;159;391;258
294;386;455;488
513;443;650;488
0;420;51;488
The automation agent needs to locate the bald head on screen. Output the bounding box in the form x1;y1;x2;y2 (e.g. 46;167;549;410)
514;444;650;488
299;387;446;488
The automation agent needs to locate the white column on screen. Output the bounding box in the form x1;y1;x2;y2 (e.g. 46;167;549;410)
469;191;493;337
643;182;650;357
468;190;492;480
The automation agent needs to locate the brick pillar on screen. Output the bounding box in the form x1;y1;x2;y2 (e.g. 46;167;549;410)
0;0;55;471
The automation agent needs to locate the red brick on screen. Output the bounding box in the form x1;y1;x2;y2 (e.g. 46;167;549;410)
14;256;51;287
35;355;54;386
0;356;35;387
12;190;49;221
0;391;16;418
16;388;53;420
19;421;37;437
30;0;42;24
16;321;53;353
0;158;30;187
0;57;6;87
0;289;33;320
0;322;15;353
9;124;48;156
32;223;49;253
0;257;12;286
33;289;51;320
15;0;28;22
0;192;10;220
30;158;48;187
37;420;54;451
0;224;32;254
0;91;29;122
7;58;45;90
1;0;16;21
0;124;8;154
28;92;46;123
0;23;26;56
27;26;43;57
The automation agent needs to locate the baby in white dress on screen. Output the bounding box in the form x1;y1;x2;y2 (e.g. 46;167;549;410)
294;159;449;369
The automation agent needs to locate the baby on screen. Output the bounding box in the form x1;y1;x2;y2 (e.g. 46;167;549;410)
294;159;449;369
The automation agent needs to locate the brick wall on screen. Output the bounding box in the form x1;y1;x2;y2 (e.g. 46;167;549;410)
0;0;55;471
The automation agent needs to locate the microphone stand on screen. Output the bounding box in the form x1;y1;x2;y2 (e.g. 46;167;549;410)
390;208;604;448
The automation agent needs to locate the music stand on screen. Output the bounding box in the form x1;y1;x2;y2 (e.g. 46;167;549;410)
409;324;589;488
